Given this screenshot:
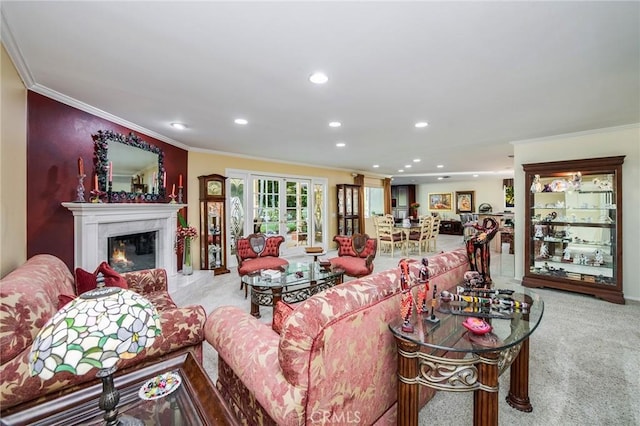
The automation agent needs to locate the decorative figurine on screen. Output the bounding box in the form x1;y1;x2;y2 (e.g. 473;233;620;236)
399;259;417;333
530;174;542;193
593;249;604;266
539;243;550;259
563;247;572;262
425;284;440;324
568;172;582;191
534;224;544;238
465;217;499;284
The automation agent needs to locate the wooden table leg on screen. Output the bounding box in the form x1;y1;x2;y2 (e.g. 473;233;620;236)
474;351;500;426
395;337;419;426
250;292;261;318
506;337;533;412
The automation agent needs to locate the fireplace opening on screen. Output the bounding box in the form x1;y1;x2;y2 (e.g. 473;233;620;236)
108;231;157;273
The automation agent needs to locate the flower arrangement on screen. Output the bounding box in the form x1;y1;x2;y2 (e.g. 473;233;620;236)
176;213;198;275
410;202;420;209
176;213;198;252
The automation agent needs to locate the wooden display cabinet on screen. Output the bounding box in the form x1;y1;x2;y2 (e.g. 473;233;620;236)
522;156;624;304
198;174;230;275
336;184;362;236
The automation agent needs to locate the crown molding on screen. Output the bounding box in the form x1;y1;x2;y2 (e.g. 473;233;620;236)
29;84;189;150
510;123;640;145
1;11;189;150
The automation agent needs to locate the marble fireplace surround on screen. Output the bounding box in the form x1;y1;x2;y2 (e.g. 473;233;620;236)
62;203;187;276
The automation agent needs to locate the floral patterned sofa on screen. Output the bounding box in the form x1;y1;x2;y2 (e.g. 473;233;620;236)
0;254;207;413
205;247;470;425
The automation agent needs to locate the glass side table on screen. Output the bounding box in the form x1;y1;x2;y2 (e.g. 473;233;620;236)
389;289;544;426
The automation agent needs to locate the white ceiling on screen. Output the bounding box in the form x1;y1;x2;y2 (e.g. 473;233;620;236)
2;1;638;185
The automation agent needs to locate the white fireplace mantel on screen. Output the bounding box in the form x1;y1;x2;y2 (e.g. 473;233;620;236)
62;203;187;275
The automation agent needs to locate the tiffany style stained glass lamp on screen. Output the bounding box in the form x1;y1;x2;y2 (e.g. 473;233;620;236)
29;287;161;425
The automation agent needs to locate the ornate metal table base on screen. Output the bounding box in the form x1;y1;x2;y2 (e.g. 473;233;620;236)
395;337;531;426
250;275;343;318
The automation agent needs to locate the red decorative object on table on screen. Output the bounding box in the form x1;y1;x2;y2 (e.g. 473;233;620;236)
462;317;493;335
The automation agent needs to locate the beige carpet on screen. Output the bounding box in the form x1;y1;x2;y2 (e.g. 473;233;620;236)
168;235;640;425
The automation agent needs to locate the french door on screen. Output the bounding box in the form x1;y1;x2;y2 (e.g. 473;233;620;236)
253;177;311;257
227;170;327;262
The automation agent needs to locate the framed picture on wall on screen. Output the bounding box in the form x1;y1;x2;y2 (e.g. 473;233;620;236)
428;192;453;211
455;191;475;213
504;179;515;209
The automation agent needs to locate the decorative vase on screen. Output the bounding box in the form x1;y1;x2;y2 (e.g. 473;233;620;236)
182;238;193;276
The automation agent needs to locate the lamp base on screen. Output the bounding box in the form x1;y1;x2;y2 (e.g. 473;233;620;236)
97;367;145;426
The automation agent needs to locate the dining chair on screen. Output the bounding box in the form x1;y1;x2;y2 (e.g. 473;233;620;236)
376;216;406;257
427;216;441;252
407;215;432;255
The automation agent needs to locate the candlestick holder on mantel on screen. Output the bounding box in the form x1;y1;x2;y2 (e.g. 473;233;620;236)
178;186;183;204
90;189;106;203
168;193;177;204
107;182;113;203
75;174;87;203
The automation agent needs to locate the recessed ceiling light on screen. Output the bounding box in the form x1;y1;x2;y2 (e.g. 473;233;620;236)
415;122;429;128
309;72;329;84
398;169;404;173
373;164;379;168
437;177;444;180
170;122;186;130
336;142;346;147
473;174;479;178
234;118;248;125
413;158;421;163
436;164;444;168
405;165;411;168
329;121;342;128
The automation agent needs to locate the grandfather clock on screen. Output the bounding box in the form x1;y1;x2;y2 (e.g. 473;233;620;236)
198;174;230;275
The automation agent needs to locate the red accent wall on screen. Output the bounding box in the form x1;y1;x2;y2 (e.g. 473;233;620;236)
27;92;188;270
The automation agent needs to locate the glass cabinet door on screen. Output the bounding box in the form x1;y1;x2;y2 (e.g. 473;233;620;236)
523;156;624;304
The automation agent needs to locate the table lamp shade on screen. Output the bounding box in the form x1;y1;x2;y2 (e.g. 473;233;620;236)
29;287;161;380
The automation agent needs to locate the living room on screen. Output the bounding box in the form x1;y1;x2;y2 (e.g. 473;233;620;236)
1;2;639;425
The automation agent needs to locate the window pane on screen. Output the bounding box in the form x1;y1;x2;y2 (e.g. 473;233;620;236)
364;187;384;218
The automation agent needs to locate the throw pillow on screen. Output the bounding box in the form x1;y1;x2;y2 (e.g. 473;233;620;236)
57;293;77;310
272;300;295;335
262;236;283;257
75;261;128;295
335;236;357;257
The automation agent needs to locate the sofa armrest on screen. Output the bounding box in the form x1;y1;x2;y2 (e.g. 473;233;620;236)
205;306;305;424
120;268;168;294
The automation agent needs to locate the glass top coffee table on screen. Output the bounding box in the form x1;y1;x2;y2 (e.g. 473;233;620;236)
242;262;344;318
1;352;239;425
389;288;544;426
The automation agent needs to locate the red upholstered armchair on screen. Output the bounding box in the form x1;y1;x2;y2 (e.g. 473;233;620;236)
329;233;377;278
236;233;289;297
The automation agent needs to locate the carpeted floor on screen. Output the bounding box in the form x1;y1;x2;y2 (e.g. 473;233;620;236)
168;235;640;425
